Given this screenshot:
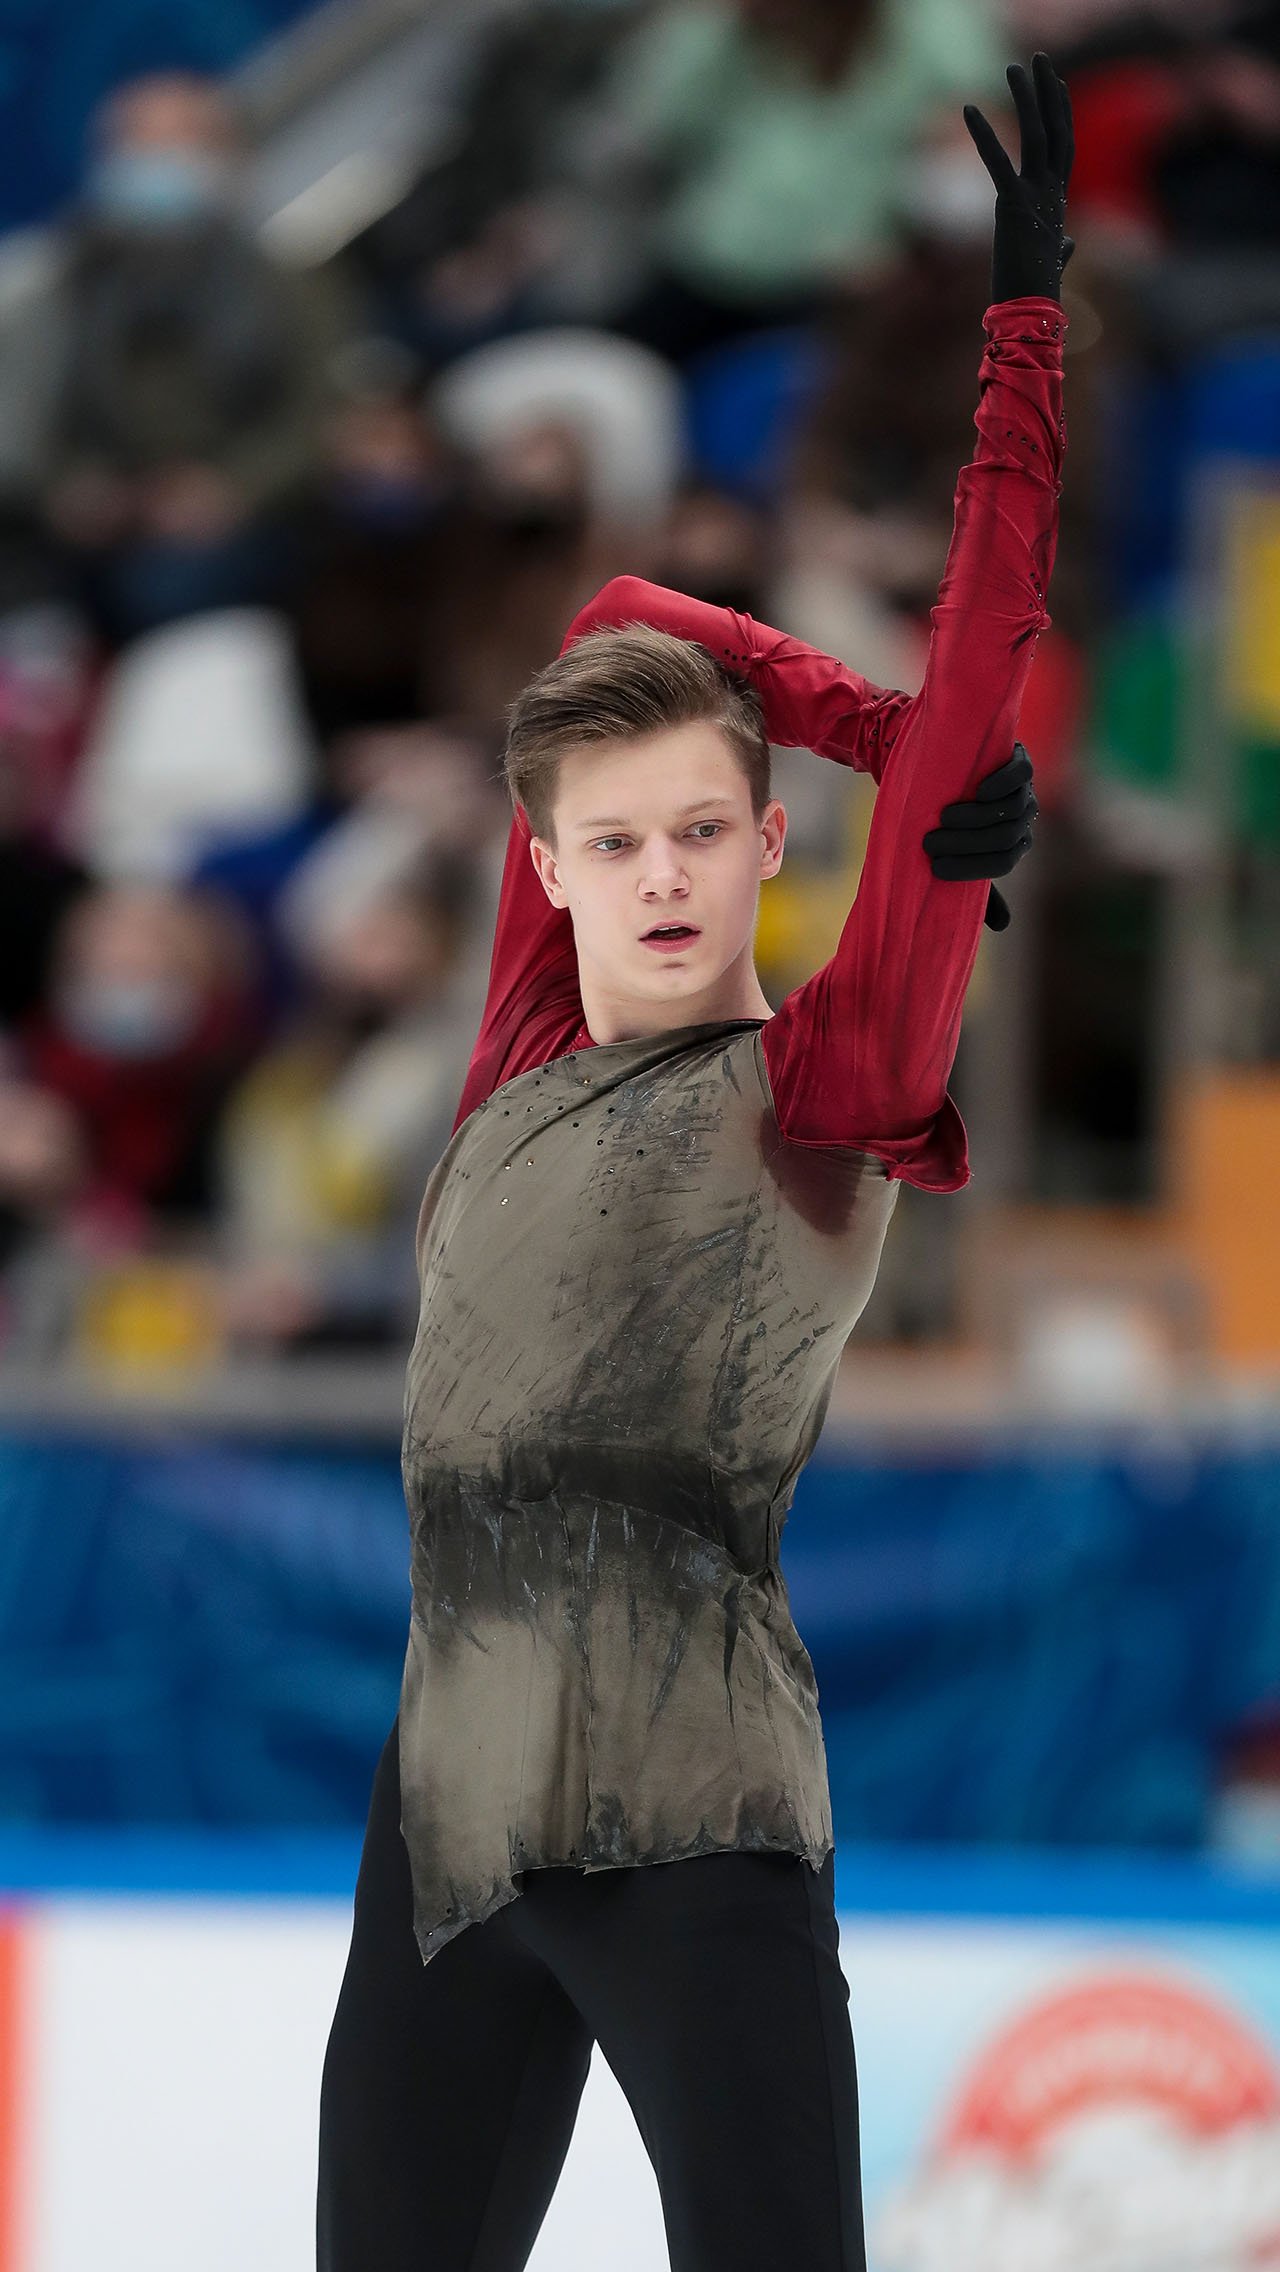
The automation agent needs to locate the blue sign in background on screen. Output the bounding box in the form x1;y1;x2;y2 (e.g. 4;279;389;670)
2;1427;1279;1850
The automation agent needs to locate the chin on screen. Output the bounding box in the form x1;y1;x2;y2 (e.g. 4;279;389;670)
642;965;704;992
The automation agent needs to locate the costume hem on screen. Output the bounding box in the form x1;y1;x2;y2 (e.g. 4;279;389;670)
410;1828;835;1967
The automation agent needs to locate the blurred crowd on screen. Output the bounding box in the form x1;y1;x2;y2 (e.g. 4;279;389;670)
0;0;1277;1366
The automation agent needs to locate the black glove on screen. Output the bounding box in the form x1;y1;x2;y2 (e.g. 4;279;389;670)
921;741;1039;932
964;52;1075;304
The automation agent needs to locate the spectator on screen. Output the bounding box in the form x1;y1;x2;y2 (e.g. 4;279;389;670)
412;413;628;729
214;846;482;1349
287;325;681;745
417;325;683;725
0;70;351;645
431;327;684;535
1152;2;1280;248
348;0;650;364
272;722;503;983
0;1063;89;1307
13;881;261;1241
1009;1;1280;257
60;606;318;883
603;0;1005;361
644;479;772;618
0;633;93;1029
284;346;475;741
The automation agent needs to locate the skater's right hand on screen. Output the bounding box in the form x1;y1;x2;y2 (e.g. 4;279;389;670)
921;740;1039;933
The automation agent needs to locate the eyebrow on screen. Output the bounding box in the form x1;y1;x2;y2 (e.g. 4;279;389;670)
574;797;730;831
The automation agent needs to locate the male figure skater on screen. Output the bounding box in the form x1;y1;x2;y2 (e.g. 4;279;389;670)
318;52;1072;2272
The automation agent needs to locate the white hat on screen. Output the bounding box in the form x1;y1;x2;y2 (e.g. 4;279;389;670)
431;327;684;527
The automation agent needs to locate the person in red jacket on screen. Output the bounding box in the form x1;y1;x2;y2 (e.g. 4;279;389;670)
317;54;1072;2272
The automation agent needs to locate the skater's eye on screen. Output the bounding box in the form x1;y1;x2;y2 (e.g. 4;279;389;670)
589;823;724;855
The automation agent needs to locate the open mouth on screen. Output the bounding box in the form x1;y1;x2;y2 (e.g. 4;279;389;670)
641;924;701;951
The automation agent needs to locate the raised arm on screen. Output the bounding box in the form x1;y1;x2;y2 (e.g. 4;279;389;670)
761;293;1066;1188
760;53;1073;1190
558;575;910;790
557;296;1064;1190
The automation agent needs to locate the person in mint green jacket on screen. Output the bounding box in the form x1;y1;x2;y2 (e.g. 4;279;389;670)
609;0;1006;358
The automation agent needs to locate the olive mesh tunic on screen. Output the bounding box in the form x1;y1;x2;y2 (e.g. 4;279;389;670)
397;296;1067;1964
400;1018;898;1960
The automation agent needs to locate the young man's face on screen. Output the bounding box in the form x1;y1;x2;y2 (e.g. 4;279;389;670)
529;720;785;1042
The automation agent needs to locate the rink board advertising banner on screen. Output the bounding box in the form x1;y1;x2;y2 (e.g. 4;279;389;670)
0;1844;1278;2272
4;1428;1280;1852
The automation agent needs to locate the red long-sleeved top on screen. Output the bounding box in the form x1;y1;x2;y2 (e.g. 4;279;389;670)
449;296;1067;1192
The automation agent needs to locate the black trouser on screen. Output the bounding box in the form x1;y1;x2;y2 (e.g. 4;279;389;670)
317;1718;867;2272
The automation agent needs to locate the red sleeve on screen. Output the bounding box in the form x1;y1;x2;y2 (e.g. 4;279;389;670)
448;802;584;1137
557;576;909;788
760;296;1067;1192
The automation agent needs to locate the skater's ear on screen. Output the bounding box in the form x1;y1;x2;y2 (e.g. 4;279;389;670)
527;830;571;910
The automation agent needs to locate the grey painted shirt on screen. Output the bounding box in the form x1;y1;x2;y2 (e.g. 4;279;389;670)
399;1016;899;1965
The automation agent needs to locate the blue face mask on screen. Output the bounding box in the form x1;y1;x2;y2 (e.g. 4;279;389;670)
331;470;447;531
86;148;229;230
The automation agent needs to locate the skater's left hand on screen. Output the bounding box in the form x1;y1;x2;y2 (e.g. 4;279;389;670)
964;51;1075;305
921;740;1039;932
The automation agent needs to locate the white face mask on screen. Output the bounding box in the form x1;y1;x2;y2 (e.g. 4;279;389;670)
58;973;200;1059
898;152;995;244
87;147;232;231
